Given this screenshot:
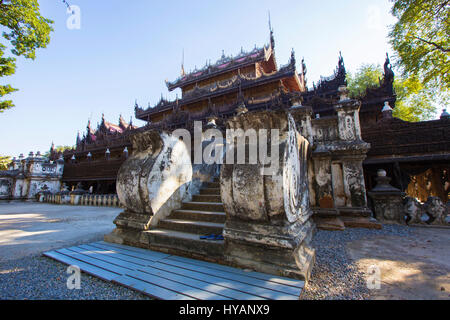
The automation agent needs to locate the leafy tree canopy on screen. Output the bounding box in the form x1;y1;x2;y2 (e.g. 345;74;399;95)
347;64;439;122
389;0;449;91
0;155;11;170
0;0;53;113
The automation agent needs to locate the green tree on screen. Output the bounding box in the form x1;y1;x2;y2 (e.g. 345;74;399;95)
44;145;74;158
0;0;53;113
389;0;449;91
0;155;11;170
347;64;437;122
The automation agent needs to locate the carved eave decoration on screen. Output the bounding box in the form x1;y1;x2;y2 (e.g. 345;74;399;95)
137;63;297;120
165;42;275;91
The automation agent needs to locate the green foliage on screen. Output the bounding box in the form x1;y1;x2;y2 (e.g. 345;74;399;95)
0;155;11;170
347;64;383;98
347;64;437;122
0;0;53;113
393;75;438;122
44;145;74;158
389;0;450;91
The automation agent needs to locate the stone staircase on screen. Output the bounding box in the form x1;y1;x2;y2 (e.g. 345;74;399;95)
142;178;226;259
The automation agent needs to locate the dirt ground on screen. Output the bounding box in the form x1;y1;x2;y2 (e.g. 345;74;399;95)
0;202;121;262
347;226;450;300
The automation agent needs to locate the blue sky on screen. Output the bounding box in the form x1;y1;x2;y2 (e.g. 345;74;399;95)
0;0;397;157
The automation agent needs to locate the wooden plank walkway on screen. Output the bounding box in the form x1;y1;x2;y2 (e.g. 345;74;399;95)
43;241;304;300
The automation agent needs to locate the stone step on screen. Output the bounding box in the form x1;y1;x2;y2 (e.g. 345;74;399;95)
199;188;221;195
170;209;226;223
192;194;222;203
143;229;224;258
205;182;220;188
158;219;224;235
181;201;224;212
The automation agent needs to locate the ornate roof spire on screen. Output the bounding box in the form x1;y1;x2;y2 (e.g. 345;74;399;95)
129;116;133;129
290;48;296;67
336;51;346;80
49;141;55;156
383;52;395;85
302;57;307;87
86;119;93;135
119;114;127;130
268;11;275;49
181;49;185;76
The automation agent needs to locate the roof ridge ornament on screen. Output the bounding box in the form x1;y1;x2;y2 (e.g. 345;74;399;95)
440;109;449;119
181;49;185;76
268;11;275;49
382;101;393;119
290;48;296;68
383;52;395;85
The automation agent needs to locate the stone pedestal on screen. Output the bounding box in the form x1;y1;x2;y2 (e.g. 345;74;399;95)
369;170;406;224
221;110;315;281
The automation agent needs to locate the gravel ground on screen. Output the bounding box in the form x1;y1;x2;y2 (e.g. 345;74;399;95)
0;225;413;300
0;254;150;300
301;224;413;300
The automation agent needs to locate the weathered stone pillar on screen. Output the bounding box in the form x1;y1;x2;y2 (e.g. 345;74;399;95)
105;130;193;245
221;110;315;281
368;170;405;224
332;87;377;228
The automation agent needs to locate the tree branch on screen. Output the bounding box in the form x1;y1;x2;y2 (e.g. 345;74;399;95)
414;36;450;53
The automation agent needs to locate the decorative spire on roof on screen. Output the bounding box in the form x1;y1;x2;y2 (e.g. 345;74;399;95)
383;52;395;85
86;119;94;135
290;48;296;68
269;11;275;49
181;49;186;76
338;51;345;75
129;116;134;129
119;114;128;130
301;57;307;88
440;109;450;119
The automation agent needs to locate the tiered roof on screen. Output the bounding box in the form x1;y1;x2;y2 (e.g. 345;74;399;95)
166;45;274;91
78;114;137;146
136;35;304;122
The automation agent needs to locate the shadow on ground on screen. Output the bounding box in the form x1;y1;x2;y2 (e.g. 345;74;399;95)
347;227;450;300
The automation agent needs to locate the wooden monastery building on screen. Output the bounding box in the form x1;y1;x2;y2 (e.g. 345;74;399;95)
56;30;449;204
